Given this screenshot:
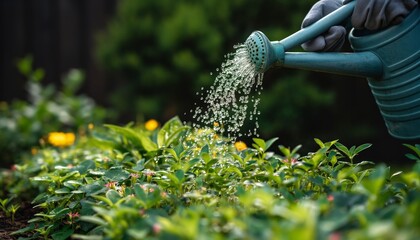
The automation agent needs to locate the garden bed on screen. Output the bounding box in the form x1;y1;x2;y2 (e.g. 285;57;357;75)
1;117;419;239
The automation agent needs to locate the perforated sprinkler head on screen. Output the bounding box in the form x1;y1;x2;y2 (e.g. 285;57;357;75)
245;31;279;73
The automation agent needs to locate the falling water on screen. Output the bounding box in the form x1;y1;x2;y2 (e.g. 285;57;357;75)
192;44;264;139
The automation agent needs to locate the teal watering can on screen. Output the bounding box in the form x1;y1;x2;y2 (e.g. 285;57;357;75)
245;1;420;140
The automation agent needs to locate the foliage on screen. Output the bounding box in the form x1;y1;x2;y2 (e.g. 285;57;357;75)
0;56;108;168
95;0;333;136
2;117;419;240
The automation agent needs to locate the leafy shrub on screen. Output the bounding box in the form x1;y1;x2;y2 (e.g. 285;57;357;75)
3;117;419;239
0;56;108;168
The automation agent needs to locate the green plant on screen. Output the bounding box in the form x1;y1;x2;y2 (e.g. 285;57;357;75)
6;117;419;239
0;56;108;168
0;197;20;224
404;143;420;162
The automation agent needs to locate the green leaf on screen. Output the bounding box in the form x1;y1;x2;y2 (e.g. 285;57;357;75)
92;195;114;207
335;142;350;156
104;167;130;181
314;138;325;148
54;188;71;194
354;143;372;155
11;223;36;235
184;158;200;172
291;145;302;156
105;124;157;152
17;55;33;77
51;226;73;240
362;164;387;195
175;169;185;182
74;160;96;174
278;145;291;157
252;138;266;151
33;68;45;82
201;145;210;154
206;159;218;169
157;116;187;147
201;152;211;164
165;173;180;185
79;215;107;226
79;183;105;196
265;137;279;151
127;229;148;239
106;190;122;204
134;184;147;200
71;234;103;240
224;167;242;178
404;144;420;156
133;159;145;171
405;153;420;161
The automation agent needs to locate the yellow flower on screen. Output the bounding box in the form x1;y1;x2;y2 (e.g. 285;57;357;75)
31;147;38;155
234;141;247;151
145;119;159;131
88;123;94;130
47;132;76;147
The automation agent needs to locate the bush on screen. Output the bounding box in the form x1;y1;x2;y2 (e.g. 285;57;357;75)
0;56;108;168
3;117;419;239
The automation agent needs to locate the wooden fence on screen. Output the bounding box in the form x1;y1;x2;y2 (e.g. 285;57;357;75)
0;0;117;104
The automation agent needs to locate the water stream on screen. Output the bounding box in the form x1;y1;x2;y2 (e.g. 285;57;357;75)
191;44;264;140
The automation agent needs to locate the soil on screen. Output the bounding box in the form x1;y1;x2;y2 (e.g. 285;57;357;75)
0;203;37;240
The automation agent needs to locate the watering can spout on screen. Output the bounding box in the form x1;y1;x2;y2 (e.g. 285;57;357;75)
246;29;382;78
244;3;420;140
281;51;383;78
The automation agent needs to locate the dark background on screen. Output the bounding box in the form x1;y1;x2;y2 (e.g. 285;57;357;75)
0;0;416;165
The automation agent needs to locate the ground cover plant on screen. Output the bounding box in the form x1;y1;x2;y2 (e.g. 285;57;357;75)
0;117;419;239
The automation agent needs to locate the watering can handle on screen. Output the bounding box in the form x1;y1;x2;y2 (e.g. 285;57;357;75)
279;0;355;51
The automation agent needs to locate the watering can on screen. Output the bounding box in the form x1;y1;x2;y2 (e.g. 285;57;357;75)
245;1;420;140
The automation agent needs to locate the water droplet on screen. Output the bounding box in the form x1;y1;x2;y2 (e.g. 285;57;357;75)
188;43;264;140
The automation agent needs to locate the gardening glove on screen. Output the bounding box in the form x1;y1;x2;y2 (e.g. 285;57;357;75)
343;0;418;31
301;0;347;52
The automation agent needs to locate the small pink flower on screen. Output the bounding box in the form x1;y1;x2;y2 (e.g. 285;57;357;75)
105;181;117;189
282;158;299;165
67;212;80;219
152;223;161;235
327;195;334;202
139;209;146;216
10;164;17;171
130;173;139;178
328;232;341;240
160;192;168;198
144;169;155;177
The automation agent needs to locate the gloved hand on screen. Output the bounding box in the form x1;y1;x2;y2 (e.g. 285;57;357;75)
301;0;346;52
301;0;418;52
344;0;418;31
